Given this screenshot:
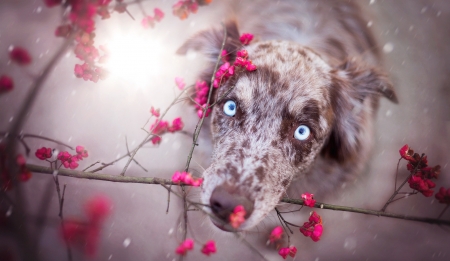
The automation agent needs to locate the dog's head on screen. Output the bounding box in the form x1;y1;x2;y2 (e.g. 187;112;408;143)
178;22;397;231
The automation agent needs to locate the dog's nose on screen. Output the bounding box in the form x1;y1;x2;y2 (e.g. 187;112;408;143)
209;184;254;224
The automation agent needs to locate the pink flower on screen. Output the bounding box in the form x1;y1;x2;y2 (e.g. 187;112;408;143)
171;171;202;186
269;226;283;243
175;77;185;90
175;238;194;255
435;187;450;204
408;175;434;197
221;49;229;62
9;47;32;66
300;211;323;242
43;0;62;7
239;33;254;45
168;117;184;132
301;192;316;207
141;16;155;28
55;24;73;37
35;147;53;160
85;195;111;225
57;151;72;162
63;156;79;169
278;246;297;259
236;49;248;59
150;106;160;118
201;240;216;256
154;8;165;21
76;146;89;160
399;144;415;162
229;205;246;229
0;75;14;93
61;195;112;257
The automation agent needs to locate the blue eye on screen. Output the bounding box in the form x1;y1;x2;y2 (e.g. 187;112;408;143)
294;125;310;140
223;100;236;117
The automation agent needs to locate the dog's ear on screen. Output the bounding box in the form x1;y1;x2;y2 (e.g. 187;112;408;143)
177;20;242;85
322;58;397;162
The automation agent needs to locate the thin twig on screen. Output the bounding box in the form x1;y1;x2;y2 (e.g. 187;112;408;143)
82;161;100;172
120;86;192;176
54;176;73;261
381;154;425;212
438;205;449;219
183;23;227;172
125;136;148;172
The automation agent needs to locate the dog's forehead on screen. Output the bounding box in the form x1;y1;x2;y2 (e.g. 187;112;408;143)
232;41;332;115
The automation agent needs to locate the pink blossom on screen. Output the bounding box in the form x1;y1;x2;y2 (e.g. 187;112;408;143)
168;117;184;132
55;24;73;37
85;195;111;225
269;226;283;243
229;205;246;229
154;8;165;21
175;238;194;255
76;145;89;160
150;106;160;118
63;156;79;169
301;192;316;207
35;147;53;160
141;16;155;28
221;49;229;62
239;33;254;45
236;49;248;59
175;77;185;90
0;75;14;93
435;187;450;204
9;47;32;66
300;211;323;242
278;246;297;259
201;240;216;256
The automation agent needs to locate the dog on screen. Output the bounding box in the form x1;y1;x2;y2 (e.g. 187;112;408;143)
177;0;397;231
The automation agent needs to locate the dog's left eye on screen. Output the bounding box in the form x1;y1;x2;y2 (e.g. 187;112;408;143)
223;100;237;117
294;125;310;140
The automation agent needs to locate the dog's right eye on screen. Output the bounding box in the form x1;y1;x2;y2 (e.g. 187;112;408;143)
223;100;237;117
294;125;310;141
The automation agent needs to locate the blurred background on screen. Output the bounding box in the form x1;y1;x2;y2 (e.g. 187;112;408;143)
0;0;449;260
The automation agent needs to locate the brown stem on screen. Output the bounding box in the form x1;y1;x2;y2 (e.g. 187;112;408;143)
438;205;449;219
381;154;425;212
183;23;227;172
120;86;191;176
28;164;450;226
54;176;73;261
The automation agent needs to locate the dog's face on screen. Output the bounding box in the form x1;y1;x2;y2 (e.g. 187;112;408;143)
178;23;397;231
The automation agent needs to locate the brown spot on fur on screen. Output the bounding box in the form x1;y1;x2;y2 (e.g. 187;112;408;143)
255;166;265;182
225;162;240;182
282;178;289;187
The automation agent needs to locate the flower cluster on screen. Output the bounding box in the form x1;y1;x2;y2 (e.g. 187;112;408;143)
175;77;186;90
229;205;246;229
300;211;323;242
172;0;211;20
193;80;211;118
0;144;32;191
435;187;450;204
44;0;118;82
278;246;297;259
213;47;257;88
239;33;254;45
149;117;184;144
301;192;316;207
175;239;217;256
141;8;165;28
35;147;53;160
176;238;194;255
0;75;14;94
54;146;89;169
201;240;216;256
399;144;440;197
9;46;32;66
171;171;203;186
61;195;111;257
150;106;160;118
269;226;283;243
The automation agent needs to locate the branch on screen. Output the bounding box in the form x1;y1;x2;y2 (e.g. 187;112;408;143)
281;198;450;226
27;164;450;227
